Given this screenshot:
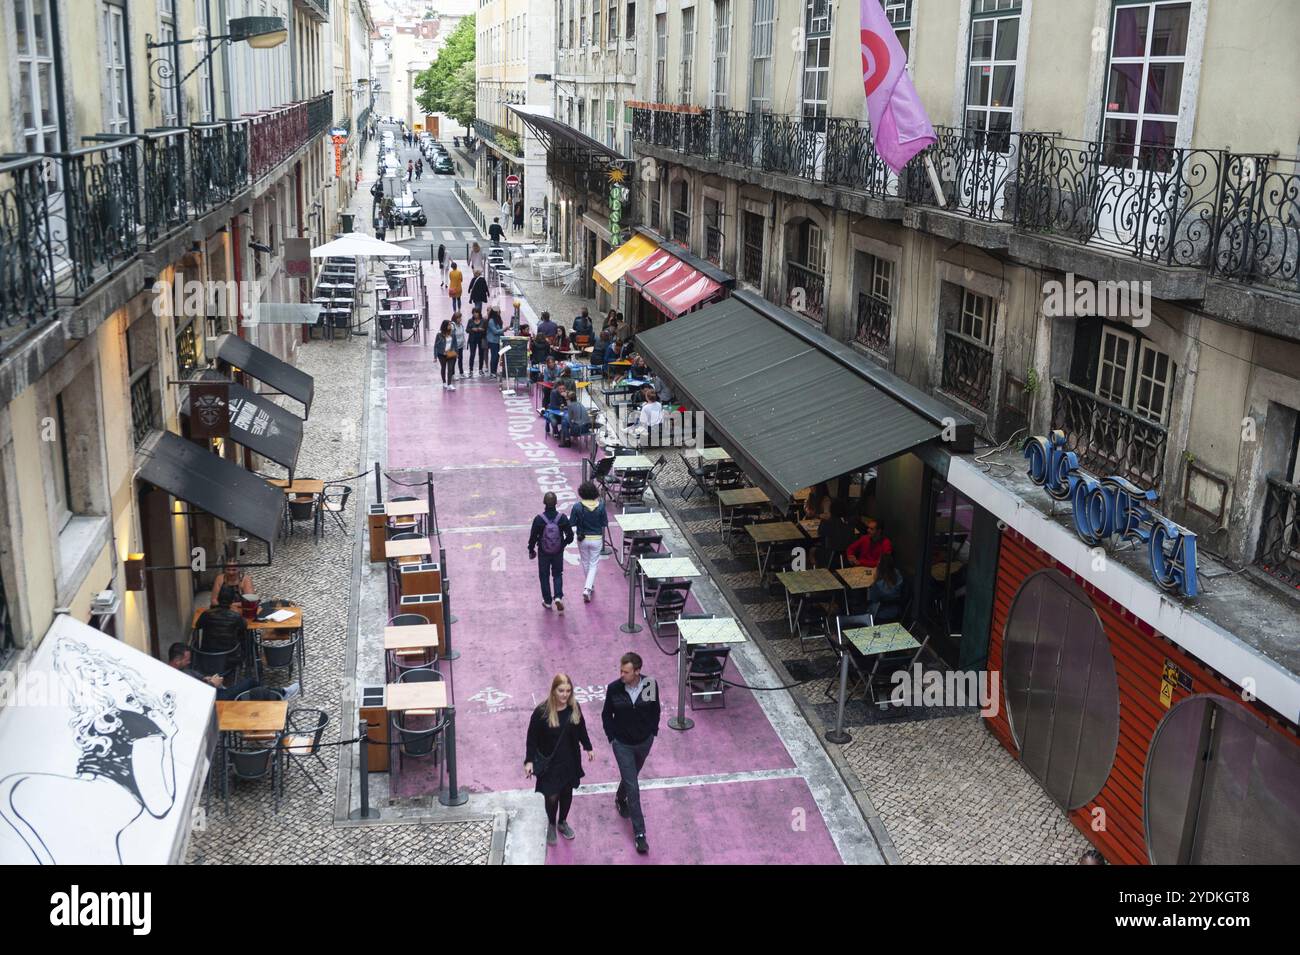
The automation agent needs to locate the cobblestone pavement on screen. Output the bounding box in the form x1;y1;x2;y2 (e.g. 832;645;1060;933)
589;418;1090;864
186;333;495;864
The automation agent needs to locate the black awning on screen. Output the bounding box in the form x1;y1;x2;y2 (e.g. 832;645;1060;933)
633;225;735;288
138;431;284;545
181;371;304;477
507;105;626;162
635;297;963;509
214;334;314;417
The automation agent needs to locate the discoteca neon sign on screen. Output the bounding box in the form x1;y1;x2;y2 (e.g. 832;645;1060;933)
1023;431;1199;598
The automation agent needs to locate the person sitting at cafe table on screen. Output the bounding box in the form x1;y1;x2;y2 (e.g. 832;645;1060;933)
601;308;619;334
630;386;663;442
847;517;893;568
210;560;254;607
545;379;569;436
560;388;591;447
169;642;258;701
553;325;570;352
817;499;856;569
196;585;250;657
803;483;833;522
865;552;907;624
573;307;594;338
537;310;558;340
530;333;551;371
541;355;562;384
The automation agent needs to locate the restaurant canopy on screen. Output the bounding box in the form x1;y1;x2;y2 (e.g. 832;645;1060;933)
0;615;216;864
635;294;970;508
310;232;411;258
627;248;725;319
593;233;659;294
214;334;314;418
139;431;285;546
181;370;304;478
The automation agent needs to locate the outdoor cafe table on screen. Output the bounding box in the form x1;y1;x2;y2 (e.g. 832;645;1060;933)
385;537;431;560
697;446;732;462
613;510;671;569
835;565;878;594
638;556;701;580
384;624;441;678
386;499;429;516
677;616;747;646
377;309;420;343
841;622;921;703
747;521;808;580
215;700;288;800
268;478;325;496
192;603;305;675
717;486;769;522
613;454;653;471
777;568;847;632
385;681;448;714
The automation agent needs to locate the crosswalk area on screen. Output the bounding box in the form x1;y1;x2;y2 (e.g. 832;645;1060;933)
425;229;481;241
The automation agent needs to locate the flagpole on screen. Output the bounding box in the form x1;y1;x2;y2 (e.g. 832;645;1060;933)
923;155;947;208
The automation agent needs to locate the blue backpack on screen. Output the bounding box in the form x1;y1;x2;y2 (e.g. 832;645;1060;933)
540;513;564;555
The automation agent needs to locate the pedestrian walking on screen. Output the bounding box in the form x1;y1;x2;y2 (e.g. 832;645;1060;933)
406;160;414;183
466;308;487;375
451;310;468;376
448;261;463;312
601;652;660;855
485;307;504;377
488;217;505;245
469;241;485;274
468;268;489;317
437;244;448;287
524;673;595;846
415;158;423;180
500;199;511;226
435;319;458;390
527;491;574;612
514;199;525;233
569;481;608;603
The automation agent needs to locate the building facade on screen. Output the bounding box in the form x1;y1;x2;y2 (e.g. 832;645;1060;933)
625;0;1300;861
0;0;363;671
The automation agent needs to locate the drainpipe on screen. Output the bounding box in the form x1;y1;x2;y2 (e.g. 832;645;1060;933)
218;0;233;117
48;0;70;151
123;0;139;132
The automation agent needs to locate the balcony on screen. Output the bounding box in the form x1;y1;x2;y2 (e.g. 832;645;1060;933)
786;261;825;323
0;155;57;339
855;292;891;355
671;209;690;245
631;106;1300;306
941;330;994;412
474;119;523;161
1050;378;1168;490
1256;475;1300;586
129;365;156;447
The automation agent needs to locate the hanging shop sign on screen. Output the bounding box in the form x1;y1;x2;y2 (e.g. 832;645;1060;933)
189;381;230;439
1023;430;1199;598
607;165;629;247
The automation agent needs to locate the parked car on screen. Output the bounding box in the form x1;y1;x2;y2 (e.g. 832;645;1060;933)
434;156;454;175
393;196;426;226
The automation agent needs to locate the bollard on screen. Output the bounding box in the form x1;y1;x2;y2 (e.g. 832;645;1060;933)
374;462;383;506
621;555;642;634
668;631;694;731
439;544;460;660
439;707;468;806
825;649;852;745
349;718;381;819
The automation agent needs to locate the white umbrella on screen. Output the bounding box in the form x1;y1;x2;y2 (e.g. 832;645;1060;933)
310;232;412;258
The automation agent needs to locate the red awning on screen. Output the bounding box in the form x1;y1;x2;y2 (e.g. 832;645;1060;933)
642;265;724;317
626;249;683;289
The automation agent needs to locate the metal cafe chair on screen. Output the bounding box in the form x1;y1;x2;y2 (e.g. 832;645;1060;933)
320;484;353;534
644;580;693;638
225;738;281;814
258;632;304;694
392;669;448;773
279;708;330;795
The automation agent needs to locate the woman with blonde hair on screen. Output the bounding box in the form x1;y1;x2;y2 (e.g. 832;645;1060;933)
524;672;594;846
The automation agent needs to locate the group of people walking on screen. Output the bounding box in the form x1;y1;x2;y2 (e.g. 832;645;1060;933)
434;306;504;389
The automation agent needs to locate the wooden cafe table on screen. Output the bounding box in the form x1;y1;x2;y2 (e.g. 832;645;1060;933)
384;623;441;679
268;478;325;496
215;700;288;801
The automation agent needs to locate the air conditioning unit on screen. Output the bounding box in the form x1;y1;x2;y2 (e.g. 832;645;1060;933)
91;591;121;616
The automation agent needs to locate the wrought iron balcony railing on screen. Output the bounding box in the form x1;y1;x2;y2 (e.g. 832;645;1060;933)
143;128;189;243
941;330;995;412
61;136;141;298
1050;377;1168;490
704;224;723;265
671;209;690;245
855;292;891;354
787;261;825;323
129;365;156;447
0;154;57;335
1256;474;1300;586
632;106;1300;300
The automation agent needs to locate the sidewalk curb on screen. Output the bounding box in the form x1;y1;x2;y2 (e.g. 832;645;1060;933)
646;477;906;865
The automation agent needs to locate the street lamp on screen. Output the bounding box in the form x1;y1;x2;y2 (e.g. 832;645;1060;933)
146;16;288;94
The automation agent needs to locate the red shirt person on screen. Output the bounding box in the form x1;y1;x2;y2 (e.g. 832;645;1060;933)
847;518;893;568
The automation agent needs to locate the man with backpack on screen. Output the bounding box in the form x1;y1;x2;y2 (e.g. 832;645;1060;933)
528;492;575;612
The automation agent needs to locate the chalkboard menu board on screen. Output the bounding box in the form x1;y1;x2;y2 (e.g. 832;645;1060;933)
501;336;530;378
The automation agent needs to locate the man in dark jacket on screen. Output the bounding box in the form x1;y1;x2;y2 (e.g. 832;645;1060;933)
467;268;490;314
195;586;249;659
601;652;659;854
527;491;574;612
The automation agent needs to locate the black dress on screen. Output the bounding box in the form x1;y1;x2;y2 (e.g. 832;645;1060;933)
525;705;593;796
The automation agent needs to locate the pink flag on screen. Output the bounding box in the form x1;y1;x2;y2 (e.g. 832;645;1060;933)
859;0;936;173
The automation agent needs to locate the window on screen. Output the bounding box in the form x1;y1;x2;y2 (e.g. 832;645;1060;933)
742;210;764;286
195;0;213;122
1133;341;1172;422
1091;327;1173;423
680;7;696;104
1095;327;1134;406
650;179;662;230
855;253;894;353
608;0;618;41
802;0;831;129
749;0;774;112
713;0;731;108
703;196;723;264
103;3;130;133
175;318;198;377
626;1;635;40
965;0;1020;147
671;179;690;244
15;0;61;155
159;6;180;126
1101;1;1191;170
580;0;588;45
590;97;599;139
606;98;616;151
624;104;634;156
958;288;995;345
787;220;825;322
884;0;913;60
51;392;73;530
655;13;667;100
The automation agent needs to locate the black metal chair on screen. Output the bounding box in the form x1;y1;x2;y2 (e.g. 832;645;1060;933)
680;452;713;501
190;645;243;685
279;708;330;795
389;613;429;626
387;613;439;679
285;494;320;540
649;454;668;483
713;461;746;492
722;503;767;547
614;468;650;506
258;632;303;693
225;738;280;814
392;669;448;773
235;687;285;702
644;579;692;637
320;483;352;533
687;647;732;710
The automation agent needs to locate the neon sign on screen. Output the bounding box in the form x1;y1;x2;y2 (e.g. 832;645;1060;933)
1023;431;1199;598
